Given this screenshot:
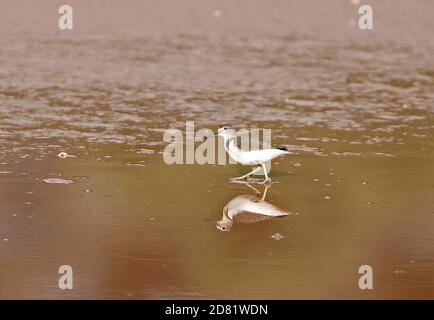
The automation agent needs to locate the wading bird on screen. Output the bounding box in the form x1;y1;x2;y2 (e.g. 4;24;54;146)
216;183;292;232
216;125;290;183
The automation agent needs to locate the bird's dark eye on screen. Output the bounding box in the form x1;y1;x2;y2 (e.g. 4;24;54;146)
223;127;228;130
221;226;226;231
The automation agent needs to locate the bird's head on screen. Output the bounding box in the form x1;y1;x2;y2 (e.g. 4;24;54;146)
216;217;233;232
216;125;236;140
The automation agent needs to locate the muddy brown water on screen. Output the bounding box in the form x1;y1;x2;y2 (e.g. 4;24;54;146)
0;0;433;299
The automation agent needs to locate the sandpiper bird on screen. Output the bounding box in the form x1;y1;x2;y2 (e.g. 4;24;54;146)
216;184;292;232
216;125;290;183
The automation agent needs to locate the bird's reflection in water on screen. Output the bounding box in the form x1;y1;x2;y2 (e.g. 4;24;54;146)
216;183;293;232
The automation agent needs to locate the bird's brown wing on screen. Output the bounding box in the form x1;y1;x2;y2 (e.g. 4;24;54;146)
233;211;280;224
234;134;272;151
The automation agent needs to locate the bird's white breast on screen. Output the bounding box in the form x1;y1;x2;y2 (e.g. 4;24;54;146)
226;195;289;219
227;140;288;165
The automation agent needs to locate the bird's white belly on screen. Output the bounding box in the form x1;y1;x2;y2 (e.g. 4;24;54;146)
228;144;287;165
227;197;289;219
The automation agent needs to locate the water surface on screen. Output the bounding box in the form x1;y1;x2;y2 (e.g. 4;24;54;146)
0;0;433;299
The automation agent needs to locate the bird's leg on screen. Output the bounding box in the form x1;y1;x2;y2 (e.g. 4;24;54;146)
260;163;272;184
245;183;261;195
260;184;271;201
233;166;261;180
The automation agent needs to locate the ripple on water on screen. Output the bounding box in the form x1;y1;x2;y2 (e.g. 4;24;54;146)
43;178;74;185
270;233;284;240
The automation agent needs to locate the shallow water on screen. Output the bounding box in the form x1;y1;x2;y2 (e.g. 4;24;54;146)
0;0;433;299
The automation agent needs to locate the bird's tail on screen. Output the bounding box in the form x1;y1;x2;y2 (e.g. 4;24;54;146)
276;145;290;153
